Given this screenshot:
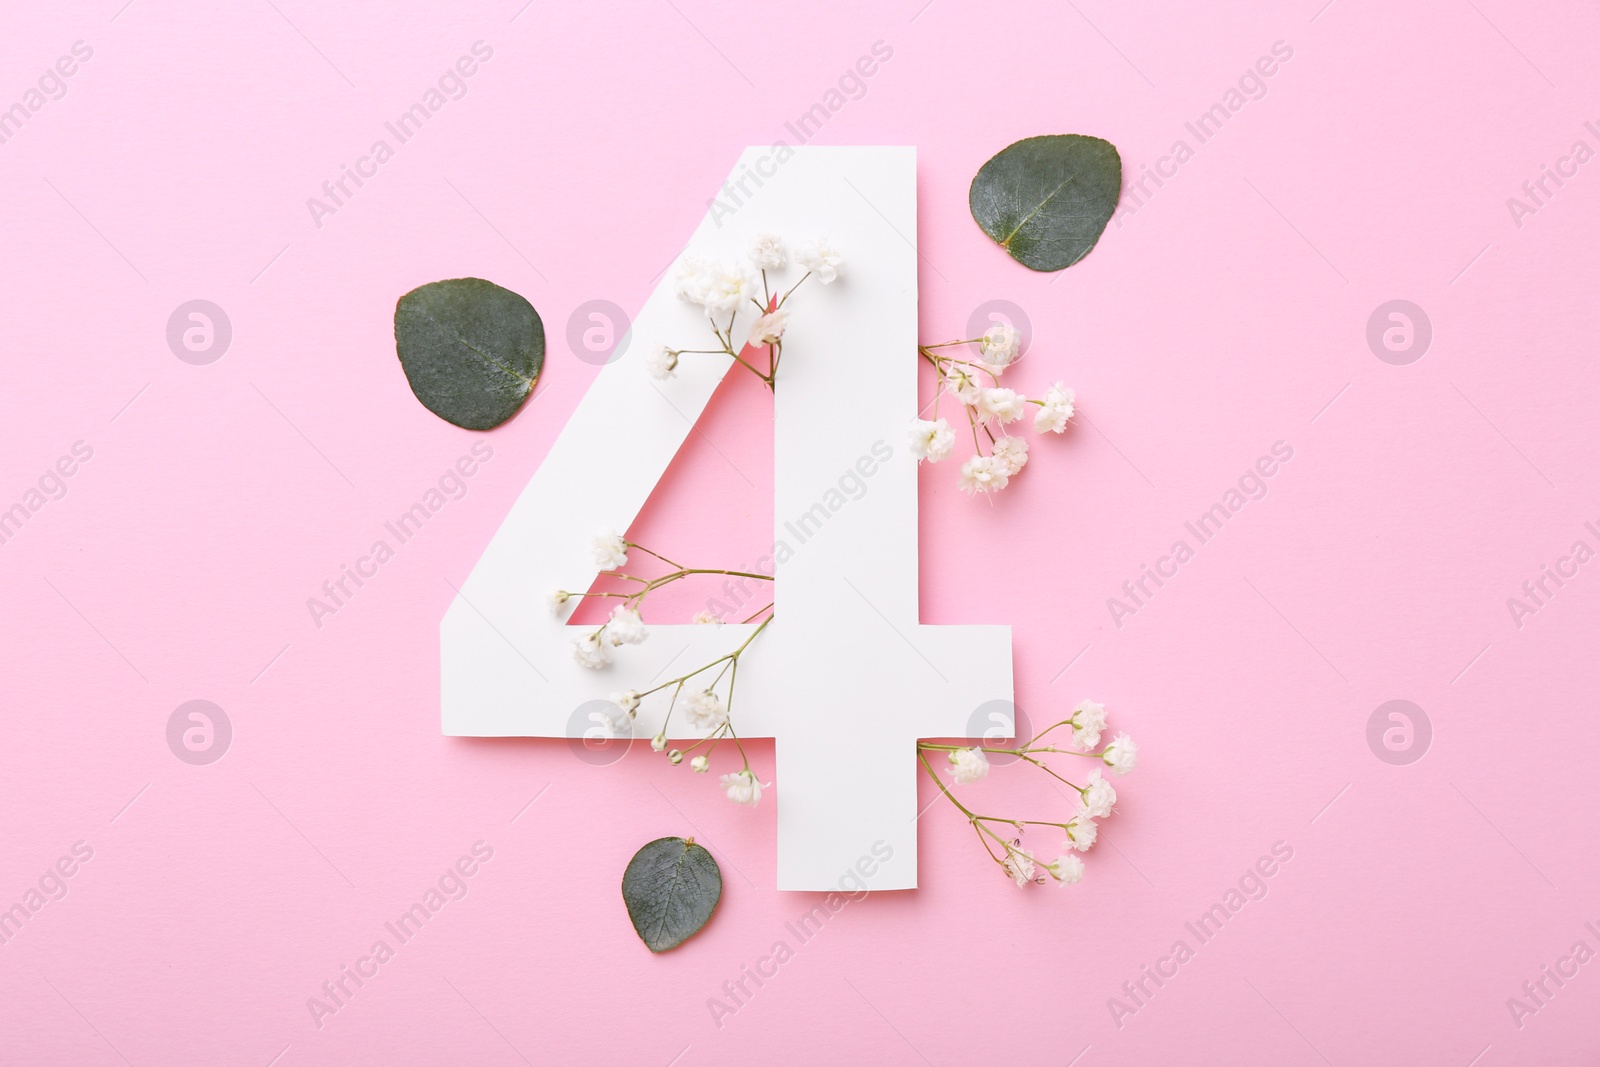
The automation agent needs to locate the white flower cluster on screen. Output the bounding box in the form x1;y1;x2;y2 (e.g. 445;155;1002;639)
552;531;656;669
938;698;1137;890
650;234;841;383
911;324;1077;494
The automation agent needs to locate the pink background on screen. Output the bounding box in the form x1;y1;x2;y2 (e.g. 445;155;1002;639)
2;0;1597;1063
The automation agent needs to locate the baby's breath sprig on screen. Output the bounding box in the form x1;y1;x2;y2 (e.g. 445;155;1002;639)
916;700;1137;890
647;234;842;391
911;329;1077;495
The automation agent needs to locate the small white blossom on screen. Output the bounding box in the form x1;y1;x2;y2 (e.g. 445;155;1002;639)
546;589;571;613
592;530;628;571
683;689;727;732
1047;853;1085;887
690;755;709;773
598;699;633;738
691;610;723;626
1079;768;1117;819
1066;815;1098;852
672;255;715;306
908;418;955;463
948;747;990;784
747;307;789;346
978;388;1027;424
613;690;641;714
650;733;667;751
606;605;648;646
1071;699;1107;750
646;346;678;381
1103;732;1138;776
796;239;843;284
948;364;985;406
979;323;1021;366
1002;846;1036;887
701;262;756;317
992;436;1029;476
571;631;613;669
1035;382;1075;433
748;233;786;270
958;455;1010;495
721;769;766;806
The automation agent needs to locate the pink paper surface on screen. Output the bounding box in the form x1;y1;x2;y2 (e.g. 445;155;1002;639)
2;1;1596;1063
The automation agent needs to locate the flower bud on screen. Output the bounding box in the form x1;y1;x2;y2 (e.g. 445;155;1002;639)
667;749;683;765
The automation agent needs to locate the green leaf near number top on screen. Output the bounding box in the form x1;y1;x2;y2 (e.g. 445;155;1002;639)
968;134;1123;272
622;837;722;953
393;277;544;430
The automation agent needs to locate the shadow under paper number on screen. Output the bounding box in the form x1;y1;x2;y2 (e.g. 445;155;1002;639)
1366;300;1431;366
166;699;232;765
166;300;232;365
567;299;632;366
1366;699;1431;765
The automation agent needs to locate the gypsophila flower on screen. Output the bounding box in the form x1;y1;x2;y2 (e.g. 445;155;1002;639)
721;769;766;806
992;436;1029;476
592;530;628;571
949;364;985;406
1066;815;1098;852
690;755;709;773
683;689;728;732
1079;768;1116;819
546;590;571;613
702;262;756;317
1071;699;1107;750
948;747;990;784
650;733;667;752
672;255;715;306
909;418;955;463
1002;846;1036;887
796;239;843;284
606;605;648;646
691;610;723;625
978;388;1027;424
599;700;633;738
667;749;683;765
1047;853;1085;886
958;455;1010;495
979;323;1021;366
1035;382;1075;433
646;346;679;381
572;631;613;669
1103;732;1138;776
748;233;786;270
747;307;788;346
614;690;641;714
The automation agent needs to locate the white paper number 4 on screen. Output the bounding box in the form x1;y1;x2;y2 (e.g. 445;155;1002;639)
442;147;1013;891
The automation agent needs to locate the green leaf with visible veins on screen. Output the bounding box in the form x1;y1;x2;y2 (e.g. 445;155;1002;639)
969;135;1122;272
394;277;544;430
622;837;722;953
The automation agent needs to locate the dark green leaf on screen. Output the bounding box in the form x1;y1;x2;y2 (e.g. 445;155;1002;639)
969;135;1122;272
622;837;722;953
394;278;544;430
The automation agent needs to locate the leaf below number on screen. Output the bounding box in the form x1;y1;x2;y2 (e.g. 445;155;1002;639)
968;134;1123;272
393;277;544;430
622;837;722;953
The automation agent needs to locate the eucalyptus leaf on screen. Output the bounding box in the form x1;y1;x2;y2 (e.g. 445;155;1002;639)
622;837;722;953
393;277;544;430
969;135;1122;272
